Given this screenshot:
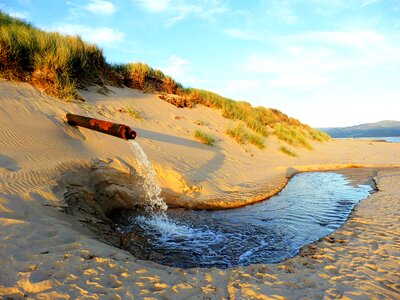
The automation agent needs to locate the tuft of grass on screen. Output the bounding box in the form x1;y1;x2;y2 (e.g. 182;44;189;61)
225;123;265;149
193;130;215;146
125;106;142;119
307;127;331;142
280;146;297;157
247;133;265;149
226;123;247;144
273;123;312;150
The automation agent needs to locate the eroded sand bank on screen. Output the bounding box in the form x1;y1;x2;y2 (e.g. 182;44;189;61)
0;80;399;299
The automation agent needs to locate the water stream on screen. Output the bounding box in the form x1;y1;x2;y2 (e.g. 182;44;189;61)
129;140;167;211
121;141;373;268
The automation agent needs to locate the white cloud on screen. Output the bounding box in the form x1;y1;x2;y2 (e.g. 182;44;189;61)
242;30;400;90
53;24;125;45
245;30;400;74
263;0;298;25
295;30;386;50
161;55;190;78
360;0;383;7
84;0;116;15
1;8;30;19
135;0;171;12
221;79;260;95
134;0;227;25
268;74;329;89
224;28;264;41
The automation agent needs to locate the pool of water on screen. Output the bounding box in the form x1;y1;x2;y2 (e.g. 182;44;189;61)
114;172;372;269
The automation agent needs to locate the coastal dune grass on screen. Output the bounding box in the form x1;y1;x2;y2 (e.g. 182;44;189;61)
273;123;313;150
125;106;142;120
0;11;330;148
0;11;119;101
280;146;297;157
112;62;184;95
225;123;265;149
193;130;215;146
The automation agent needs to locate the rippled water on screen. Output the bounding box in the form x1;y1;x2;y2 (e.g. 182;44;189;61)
114;172;372;268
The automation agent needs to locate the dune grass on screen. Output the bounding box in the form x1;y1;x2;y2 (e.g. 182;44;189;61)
0;11;119;101
125;106;142;120
280;146;297;157
113;62;184;94
226;123;248;144
225;123;265;149
307;127;331;142
0;11;330;148
273;123;313;150
247;133;265;149
193;130;215;146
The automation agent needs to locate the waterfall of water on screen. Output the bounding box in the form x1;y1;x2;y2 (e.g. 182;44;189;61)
129;140;167;211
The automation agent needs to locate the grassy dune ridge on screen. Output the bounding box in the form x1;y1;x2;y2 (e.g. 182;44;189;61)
0;11;330;148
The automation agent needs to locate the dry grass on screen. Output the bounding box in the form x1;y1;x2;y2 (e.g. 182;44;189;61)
193;130;215;146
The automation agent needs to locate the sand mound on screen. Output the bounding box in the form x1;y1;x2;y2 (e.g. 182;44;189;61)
61;159;150;219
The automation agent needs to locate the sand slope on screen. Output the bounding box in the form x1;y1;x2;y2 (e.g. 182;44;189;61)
0;80;399;299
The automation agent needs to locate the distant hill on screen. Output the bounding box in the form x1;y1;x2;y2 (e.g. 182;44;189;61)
318;120;400;138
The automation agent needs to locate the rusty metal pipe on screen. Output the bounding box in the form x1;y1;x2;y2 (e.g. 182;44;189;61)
66;113;136;140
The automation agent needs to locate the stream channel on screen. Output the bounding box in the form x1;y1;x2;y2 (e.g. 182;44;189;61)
112;171;374;269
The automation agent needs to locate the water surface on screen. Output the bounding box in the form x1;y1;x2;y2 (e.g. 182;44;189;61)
342;136;400;143
115;172;372;268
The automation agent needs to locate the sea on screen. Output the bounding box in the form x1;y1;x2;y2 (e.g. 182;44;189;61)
341;136;400;143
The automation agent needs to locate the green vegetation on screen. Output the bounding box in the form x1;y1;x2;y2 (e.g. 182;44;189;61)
113;62;183;94
0;11;118;101
225;123;265;149
193;130;215;146
0;11;330;149
125;106;142;120
226;123;247;144
247;133;265;149
280;146;297;157
307;127;330;142
273;123;312;150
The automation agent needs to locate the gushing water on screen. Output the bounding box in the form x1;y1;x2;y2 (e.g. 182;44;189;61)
129;140;167;211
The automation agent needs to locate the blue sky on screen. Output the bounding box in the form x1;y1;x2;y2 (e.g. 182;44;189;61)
2;0;400;127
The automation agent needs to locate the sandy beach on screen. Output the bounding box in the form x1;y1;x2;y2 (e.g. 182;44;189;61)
1;80;399;299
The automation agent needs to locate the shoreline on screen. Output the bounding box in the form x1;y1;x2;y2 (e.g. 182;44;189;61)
171;164;400;210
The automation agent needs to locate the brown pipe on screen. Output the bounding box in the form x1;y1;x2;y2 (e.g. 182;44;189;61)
66;113;136;140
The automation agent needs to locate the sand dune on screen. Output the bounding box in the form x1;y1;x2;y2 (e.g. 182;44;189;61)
0;80;399;299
